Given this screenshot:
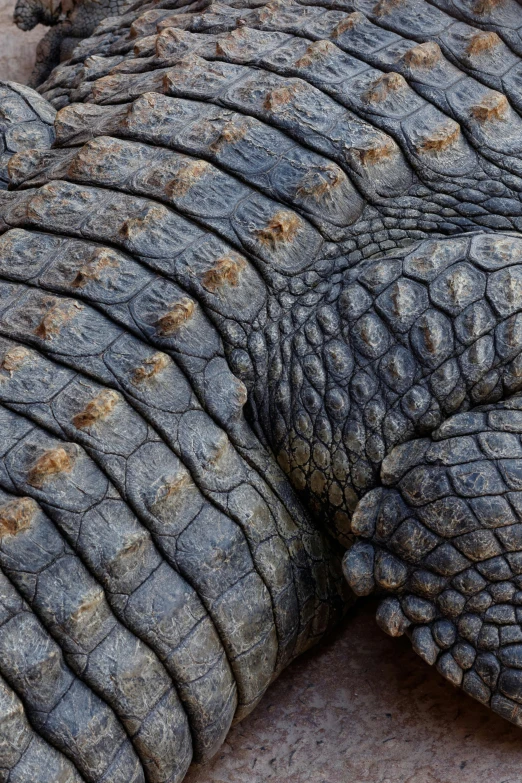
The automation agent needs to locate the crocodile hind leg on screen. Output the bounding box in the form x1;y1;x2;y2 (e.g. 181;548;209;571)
344;399;522;724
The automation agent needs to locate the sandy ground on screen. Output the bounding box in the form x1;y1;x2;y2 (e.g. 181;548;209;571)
2;8;522;781
186;600;522;783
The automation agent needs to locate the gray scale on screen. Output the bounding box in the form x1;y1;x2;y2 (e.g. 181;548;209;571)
0;569;144;782
0;82;55;190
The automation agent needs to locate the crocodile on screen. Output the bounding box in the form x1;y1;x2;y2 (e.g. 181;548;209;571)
3;0;522;779
12;0;137;87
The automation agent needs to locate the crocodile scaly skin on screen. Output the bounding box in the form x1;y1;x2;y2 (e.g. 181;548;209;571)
4;0;522;777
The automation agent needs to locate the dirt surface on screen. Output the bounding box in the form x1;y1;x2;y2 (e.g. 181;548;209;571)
2;11;522;780
185;601;522;783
